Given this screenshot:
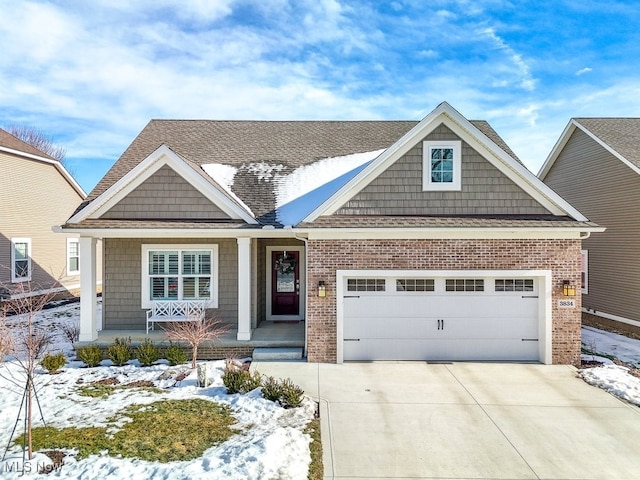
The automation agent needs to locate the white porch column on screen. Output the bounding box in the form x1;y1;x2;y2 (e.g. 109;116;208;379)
79;236;98;341
237;237;252;341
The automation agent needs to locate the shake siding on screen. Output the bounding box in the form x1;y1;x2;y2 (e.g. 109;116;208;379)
0;151;85;291
544;128;640;322
103;238;237;329
337;124;550;216
102;165;231;220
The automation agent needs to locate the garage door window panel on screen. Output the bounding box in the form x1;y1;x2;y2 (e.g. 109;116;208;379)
396;279;435;292
495;279;534;292
347;279;385;292
445;279;484;292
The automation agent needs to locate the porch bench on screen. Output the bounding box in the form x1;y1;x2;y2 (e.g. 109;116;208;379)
146;300;206;334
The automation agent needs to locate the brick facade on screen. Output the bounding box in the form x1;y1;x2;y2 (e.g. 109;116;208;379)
306;238;582;365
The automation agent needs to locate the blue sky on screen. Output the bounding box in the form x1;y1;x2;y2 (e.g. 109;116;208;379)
2;0;640;193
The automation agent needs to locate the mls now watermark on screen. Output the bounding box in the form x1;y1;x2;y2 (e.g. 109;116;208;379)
2;460;63;476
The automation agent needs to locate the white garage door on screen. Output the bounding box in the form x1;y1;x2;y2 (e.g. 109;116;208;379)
342;275;540;362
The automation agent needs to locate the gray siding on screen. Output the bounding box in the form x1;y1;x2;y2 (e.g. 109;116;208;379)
544;128;640;322
0;150;91;292
337;124;550;216
102;165;231;220
103;238;237;329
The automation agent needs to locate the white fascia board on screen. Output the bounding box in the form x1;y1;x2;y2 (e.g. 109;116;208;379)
305;227;602;240
55;227;304;239
0;145;86;198
303;101;587;223
68;145;257;224
537;121;577;180
540;119;640;180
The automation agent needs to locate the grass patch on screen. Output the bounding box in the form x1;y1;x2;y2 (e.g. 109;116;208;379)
77;384;117;398
305;416;323;480
77;383;166;399
18;399;237;463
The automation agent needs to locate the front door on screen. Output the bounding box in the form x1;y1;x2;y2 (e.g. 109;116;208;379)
271;251;300;316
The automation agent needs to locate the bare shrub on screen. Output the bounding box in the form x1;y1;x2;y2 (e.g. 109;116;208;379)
162;315;229;369
60;323;80;344
0;280;57;459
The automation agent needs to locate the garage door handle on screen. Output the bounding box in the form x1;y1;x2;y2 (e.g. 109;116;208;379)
521;338;539;342
522;295;539;298
344;338;360;342
344;295;360;298
437;319;444;330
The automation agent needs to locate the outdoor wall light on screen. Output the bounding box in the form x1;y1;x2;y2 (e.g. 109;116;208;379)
562;280;576;296
318;281;326;297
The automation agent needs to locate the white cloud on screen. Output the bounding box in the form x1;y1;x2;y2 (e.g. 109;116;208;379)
576;67;593;76
480;27;537;91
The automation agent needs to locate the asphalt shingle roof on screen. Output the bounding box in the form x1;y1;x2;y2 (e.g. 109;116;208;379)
0;128;55;160
79;119;523;225
574;118;640;170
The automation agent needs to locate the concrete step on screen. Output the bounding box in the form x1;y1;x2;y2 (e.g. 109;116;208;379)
252;347;303;361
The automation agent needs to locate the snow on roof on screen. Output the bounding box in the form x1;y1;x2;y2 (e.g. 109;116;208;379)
203;149;384;226
201;163;256;218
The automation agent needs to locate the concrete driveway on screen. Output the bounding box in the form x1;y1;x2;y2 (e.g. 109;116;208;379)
251;361;640;480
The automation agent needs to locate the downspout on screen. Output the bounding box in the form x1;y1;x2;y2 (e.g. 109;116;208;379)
294;232;309;359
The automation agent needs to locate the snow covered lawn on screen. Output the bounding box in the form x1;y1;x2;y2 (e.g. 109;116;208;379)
1;302;317;479
580;325;640;407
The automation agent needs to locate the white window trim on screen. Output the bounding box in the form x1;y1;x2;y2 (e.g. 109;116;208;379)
67;238;80;275
141;244;219;309
423;140;462;191
581;249;588;294
11;237;32;283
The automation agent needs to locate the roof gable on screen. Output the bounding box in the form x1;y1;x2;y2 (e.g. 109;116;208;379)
0;128;85;198
304;102;587;222
68;145;256;224
539;118;640;180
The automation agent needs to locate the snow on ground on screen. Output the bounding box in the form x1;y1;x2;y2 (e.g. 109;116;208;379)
1;302;315;479
581;326;640;367
581;326;640;407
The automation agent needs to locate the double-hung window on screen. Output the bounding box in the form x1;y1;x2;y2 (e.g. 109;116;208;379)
423;140;462;191
11;238;31;282
67;238;80;275
141;245;218;308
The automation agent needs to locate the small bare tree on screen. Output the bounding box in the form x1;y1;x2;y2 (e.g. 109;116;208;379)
162;315;229;369
5;124;66;162
0;281;56;461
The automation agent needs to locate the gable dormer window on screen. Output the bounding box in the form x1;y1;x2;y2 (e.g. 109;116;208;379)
423;140;461;191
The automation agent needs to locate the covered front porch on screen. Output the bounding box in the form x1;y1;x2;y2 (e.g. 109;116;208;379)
76;234;307;349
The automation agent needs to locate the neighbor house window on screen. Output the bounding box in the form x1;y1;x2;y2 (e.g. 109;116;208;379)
581;250;588;294
423;140;462;191
141;244;218;308
11;238;31;282
67;238;80;275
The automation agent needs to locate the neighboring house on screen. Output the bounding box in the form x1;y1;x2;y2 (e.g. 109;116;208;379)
61;102;601;365
0;128;95;298
539;117;640;336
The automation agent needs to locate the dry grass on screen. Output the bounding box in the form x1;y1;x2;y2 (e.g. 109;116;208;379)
19;399;237;462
